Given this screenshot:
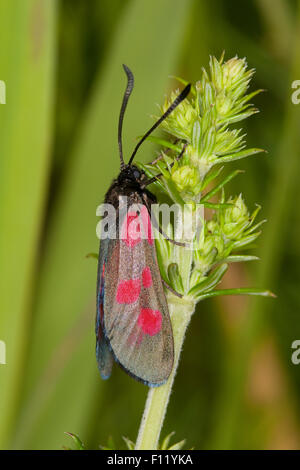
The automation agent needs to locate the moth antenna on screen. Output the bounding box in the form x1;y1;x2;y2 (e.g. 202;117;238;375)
128;83;191;166
118;64;134;170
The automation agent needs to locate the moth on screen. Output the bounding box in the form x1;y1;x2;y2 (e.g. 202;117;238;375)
96;65;190;387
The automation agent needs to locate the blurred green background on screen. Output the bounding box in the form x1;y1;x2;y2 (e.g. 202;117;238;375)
0;0;300;450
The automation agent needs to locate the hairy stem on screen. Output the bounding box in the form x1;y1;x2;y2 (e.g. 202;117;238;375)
135;295;195;450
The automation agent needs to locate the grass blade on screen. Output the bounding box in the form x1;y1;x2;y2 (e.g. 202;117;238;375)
0;0;57;449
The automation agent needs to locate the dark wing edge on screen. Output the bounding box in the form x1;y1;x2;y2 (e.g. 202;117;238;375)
96;237;114;379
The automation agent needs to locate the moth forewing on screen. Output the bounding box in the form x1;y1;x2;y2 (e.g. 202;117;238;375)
97;184;173;386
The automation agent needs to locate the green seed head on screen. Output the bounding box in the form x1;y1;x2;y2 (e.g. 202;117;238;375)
222;57;248;89
161;91;197;140
171;165;201;195
221;194;250;240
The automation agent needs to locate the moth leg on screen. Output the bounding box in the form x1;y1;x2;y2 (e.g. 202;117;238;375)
152;214;186;247
141;195;187;247
162;279;183;298
142;143;188;188
86;252;99;260
149;139;180;165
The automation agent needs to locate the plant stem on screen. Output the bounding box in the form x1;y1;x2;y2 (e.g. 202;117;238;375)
135;295;195;450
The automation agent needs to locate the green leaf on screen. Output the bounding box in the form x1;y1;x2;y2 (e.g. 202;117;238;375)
159;432;186;450
122;436;135;450
197;288;276;301
201;170;243;202
218;109;259;125
201;166;224;190
138;135;182;153
170;76;196;96
232;231;261;249
201;126;216;158
0;0;57;449
159;176;186;206
245;219;267;235
202;202;233;209
201;106;217;134
216;148;265;164
64;432;85;450
155;242;171;285
160;432;175;450
235;89;264;107
189;264;228;297
99;435;116;450
219;255;259;264
192;120;201;154
137;162;166;193
168;439;187;450
168;263;184;294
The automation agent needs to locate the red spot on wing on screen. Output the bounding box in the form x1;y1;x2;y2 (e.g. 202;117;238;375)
116;279;141;304
140;205;154;245
142;266;153;288
121;206;154;247
138;308;162;336
121;211;142;247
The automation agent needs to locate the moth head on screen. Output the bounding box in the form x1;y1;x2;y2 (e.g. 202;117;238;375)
132;166;146;182
119;164;146;185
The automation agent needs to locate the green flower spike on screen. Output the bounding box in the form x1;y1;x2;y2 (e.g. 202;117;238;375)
149;54;265;183
171;164;201;195
138;55;273;451
161;89;198;141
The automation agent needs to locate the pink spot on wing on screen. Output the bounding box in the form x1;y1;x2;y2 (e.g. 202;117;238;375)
140;205;154;245
121;211;142;247
116;279;141;304
138;308;162;336
142;266;153;288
